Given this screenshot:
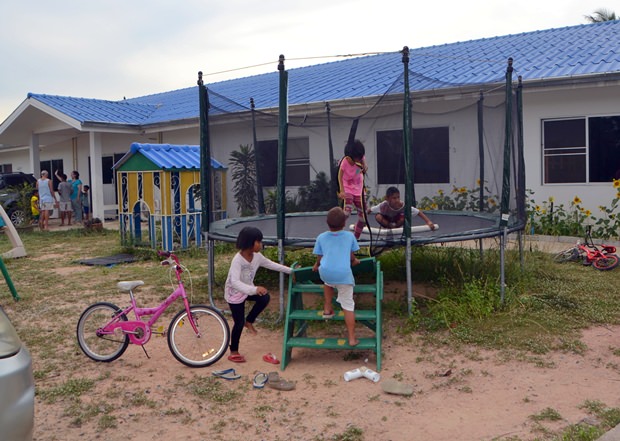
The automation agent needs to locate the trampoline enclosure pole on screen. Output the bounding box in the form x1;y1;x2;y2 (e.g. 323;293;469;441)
499;58;514;227
251;98;265;214
326;102;339;207
198;72;216;307
277;55;288;243
402;46;414;315
198;72;212;235
276;55;289;320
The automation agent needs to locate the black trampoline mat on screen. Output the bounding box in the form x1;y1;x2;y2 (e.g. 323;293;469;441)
209;210;518;247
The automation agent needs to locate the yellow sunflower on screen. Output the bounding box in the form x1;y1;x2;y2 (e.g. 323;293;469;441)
548;196;555;203
573;196;582;205
613;179;620;189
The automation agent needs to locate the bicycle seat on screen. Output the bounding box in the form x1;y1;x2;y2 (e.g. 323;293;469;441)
117;281;145;291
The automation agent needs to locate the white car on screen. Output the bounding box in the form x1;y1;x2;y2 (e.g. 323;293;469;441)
0;306;34;441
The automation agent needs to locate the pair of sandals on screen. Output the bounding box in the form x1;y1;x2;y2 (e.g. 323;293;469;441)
252;371;296;390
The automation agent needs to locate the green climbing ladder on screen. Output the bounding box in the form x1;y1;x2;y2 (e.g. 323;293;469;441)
281;257;383;371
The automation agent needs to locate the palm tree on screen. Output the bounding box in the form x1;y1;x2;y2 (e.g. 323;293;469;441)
585;8;618;23
229;144;257;215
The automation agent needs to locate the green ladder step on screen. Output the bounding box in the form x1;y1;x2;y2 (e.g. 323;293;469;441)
282;257;383;372
286;337;376;350
288;310;376;321
292;283;377;294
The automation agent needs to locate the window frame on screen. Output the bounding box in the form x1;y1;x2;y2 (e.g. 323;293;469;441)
542;115;620;184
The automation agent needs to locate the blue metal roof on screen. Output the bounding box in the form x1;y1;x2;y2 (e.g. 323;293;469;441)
114;143;226;170
28;20;620;126
26;93;156;125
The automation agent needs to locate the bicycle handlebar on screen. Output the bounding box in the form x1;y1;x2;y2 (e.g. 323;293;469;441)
158;251;182;275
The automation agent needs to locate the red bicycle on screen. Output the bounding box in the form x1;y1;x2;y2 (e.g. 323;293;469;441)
553;227;619;271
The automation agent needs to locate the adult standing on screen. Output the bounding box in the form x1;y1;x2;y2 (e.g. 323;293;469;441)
36;170;56;231
68;170;83;223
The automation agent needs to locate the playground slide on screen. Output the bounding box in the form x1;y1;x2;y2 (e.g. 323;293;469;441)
0;206;27;258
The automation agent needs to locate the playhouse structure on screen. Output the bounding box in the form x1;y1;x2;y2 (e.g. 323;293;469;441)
114;143;226;251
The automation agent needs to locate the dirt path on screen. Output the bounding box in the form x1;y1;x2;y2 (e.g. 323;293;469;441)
34;321;620;441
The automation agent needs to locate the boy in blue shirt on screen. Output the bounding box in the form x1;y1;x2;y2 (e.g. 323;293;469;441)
312;207;360;346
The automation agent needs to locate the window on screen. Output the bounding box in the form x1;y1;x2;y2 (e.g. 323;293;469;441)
543;116;620;183
102;154;125;184
40;159;64;188
376;127;450;184
256;137;310;187
0;164;12;173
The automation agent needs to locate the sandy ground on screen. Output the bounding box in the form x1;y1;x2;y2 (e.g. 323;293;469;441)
27;223;620;440
34;319;620;441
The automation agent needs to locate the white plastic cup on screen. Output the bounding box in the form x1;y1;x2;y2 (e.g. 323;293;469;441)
343;368;364;382
360;366;381;382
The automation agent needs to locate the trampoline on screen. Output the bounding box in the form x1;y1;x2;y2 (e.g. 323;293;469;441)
199;50;527;316
209;210;519;248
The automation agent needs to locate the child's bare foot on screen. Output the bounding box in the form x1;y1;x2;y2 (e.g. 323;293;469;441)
348;338;359;347
244;322;258;335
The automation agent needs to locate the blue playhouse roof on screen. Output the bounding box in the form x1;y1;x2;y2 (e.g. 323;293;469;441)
114;143;226;170
27;21;620;126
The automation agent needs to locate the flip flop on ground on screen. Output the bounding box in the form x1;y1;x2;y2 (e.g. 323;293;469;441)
227;354;246;363
253;372;268;389
212;368;241;380
266;371;296;391
263;352;280;364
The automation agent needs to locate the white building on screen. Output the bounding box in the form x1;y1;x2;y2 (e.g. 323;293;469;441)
0;20;619;224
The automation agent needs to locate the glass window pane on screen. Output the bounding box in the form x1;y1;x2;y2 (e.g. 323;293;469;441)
376;131;404;184
544;119;585;149
413;127;450;184
544;154;586;183
589;116;620;182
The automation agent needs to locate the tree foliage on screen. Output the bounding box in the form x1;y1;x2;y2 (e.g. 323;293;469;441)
585;8;618;23
229;144;257;215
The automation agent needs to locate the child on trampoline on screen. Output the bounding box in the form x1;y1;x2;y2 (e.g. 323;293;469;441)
312;207;361;346
369;186;436;230
224;226;291;363
338;139;369;239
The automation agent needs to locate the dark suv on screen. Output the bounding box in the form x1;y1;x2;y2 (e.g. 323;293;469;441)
0;172;37;226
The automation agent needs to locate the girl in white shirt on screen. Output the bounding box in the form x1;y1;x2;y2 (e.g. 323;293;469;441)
224;226;291;363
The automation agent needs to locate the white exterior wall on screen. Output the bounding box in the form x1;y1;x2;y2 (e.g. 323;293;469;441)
522;84;620;213
0;82;617;220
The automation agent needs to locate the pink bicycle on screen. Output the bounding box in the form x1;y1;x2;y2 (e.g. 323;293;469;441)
76;251;230;367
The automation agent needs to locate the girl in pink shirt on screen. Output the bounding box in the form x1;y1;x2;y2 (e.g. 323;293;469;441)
338;139;368;239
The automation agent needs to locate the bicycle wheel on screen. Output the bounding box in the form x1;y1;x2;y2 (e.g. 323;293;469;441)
76;302;129;362
593;254;619;271
553;247;581;263
167;305;230;367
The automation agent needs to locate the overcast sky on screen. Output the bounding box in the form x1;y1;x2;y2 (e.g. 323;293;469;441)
0;0;609;122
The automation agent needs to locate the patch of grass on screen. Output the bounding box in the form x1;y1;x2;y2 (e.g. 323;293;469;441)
63;400;115;427
530;407;562;422
185;375;241;404
312;424;364;441
580;400;620;428
37;378;96;403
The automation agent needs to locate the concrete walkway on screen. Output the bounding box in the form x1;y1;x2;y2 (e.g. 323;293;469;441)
598;424;620;441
